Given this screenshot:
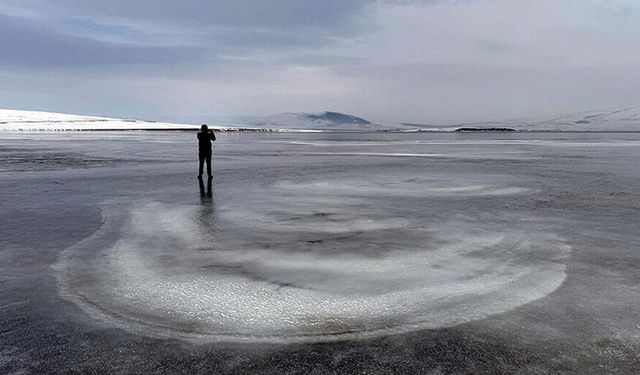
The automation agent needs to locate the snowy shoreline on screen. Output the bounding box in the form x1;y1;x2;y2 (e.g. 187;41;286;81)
2;107;640;133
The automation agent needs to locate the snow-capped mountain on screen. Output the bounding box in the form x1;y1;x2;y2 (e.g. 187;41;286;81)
232;111;379;131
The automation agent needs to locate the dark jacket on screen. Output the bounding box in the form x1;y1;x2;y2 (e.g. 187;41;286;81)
197;131;216;153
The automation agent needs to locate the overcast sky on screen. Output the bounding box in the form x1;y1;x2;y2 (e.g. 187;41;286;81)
1;0;639;124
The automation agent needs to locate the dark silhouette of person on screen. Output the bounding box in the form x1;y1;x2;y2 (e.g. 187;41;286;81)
197;124;216;179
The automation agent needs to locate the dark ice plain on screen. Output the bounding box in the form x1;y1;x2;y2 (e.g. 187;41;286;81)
1;132;639;374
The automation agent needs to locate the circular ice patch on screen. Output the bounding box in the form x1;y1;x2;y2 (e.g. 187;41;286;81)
57;196;570;343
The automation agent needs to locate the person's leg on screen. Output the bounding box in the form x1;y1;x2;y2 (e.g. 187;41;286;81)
198;152;205;177
205;153;212;177
198;176;205;196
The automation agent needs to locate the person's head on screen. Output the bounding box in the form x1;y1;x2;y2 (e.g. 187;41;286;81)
200;124;208;132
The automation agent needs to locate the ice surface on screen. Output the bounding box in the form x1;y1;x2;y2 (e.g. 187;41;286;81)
3;130;640;372
57;173;569;343
275;178;534;197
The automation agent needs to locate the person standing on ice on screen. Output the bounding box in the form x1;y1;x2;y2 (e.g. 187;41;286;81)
197;124;216;179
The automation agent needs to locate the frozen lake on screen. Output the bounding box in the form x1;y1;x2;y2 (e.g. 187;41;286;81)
1;131;639;373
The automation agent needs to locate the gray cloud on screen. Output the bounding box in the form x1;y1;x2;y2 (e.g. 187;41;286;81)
0;0;638;124
0;14;203;67
332;62;640;124
5;0;375;35
0;0;387;66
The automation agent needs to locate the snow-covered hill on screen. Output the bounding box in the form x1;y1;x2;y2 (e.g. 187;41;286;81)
0;109;374;132
231;111;388;131
0;109;200;132
450;107;640;132
2;107;640;133
527;106;640;131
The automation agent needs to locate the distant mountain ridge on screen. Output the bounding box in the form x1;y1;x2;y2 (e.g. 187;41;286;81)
2;106;640;132
303;112;370;124
453;106;640;132
242;111;372;129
